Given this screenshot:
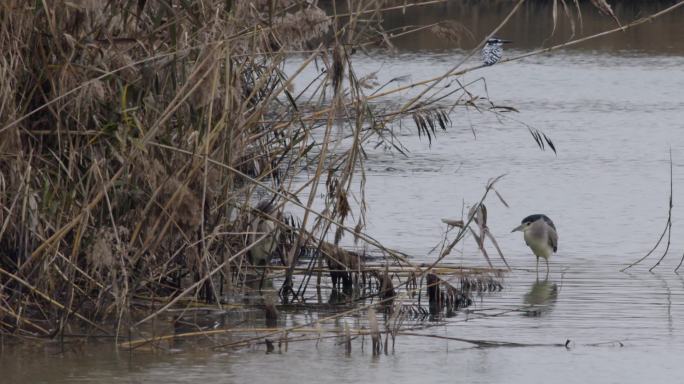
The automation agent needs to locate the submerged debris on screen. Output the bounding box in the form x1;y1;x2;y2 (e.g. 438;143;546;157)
427;273;473;315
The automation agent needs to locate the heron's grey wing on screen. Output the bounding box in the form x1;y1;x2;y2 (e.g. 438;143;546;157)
548;226;558;252
541;215;556;230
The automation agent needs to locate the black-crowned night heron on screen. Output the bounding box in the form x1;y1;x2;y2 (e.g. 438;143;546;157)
512;214;558;275
247;200;280;267
247;199;281;291
482;38;511;66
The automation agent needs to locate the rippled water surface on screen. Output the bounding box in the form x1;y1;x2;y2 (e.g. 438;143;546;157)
4;2;684;383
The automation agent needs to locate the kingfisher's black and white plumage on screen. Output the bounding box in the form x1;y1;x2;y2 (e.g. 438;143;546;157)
481;38;511;66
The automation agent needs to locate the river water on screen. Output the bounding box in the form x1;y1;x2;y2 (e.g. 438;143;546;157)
3;1;684;383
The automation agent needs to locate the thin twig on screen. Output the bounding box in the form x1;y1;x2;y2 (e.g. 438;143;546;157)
621;150;673;272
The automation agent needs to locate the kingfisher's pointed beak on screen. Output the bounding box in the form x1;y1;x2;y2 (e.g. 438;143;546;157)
501;40;513;44
511;224;524;233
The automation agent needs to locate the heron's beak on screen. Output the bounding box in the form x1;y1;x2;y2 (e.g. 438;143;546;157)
511;224;524;233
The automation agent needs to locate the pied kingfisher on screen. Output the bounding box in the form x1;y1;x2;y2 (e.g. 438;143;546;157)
481;38;511;66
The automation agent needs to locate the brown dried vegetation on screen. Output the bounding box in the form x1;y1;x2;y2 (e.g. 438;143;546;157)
0;0;494;340
0;0;649;344
0;0;336;338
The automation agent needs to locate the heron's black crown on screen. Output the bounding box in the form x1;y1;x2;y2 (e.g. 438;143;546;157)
521;214;556;230
485;37;510;45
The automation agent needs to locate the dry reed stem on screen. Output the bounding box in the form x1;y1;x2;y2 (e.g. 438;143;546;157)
622;150;674;272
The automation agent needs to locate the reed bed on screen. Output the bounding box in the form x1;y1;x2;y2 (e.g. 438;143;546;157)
0;0;502;342
0;0;679;349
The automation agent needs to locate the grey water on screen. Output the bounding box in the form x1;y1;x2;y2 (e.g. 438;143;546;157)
3;2;684;383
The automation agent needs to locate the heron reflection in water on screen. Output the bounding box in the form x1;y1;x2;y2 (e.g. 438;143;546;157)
523;278;558;317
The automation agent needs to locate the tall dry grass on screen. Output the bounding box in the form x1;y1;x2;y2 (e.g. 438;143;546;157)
0;0;323;336
0;0;475;339
0;0;665;342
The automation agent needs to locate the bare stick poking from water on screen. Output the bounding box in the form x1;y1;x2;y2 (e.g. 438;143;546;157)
621;150;673;272
397;333;624;349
